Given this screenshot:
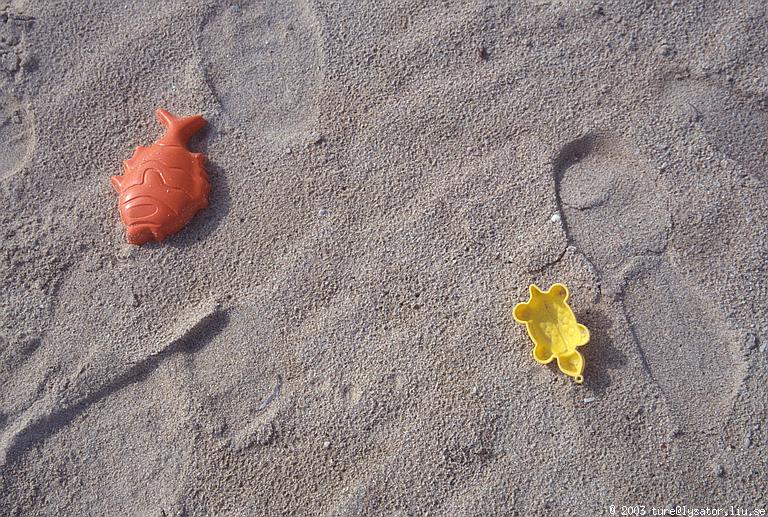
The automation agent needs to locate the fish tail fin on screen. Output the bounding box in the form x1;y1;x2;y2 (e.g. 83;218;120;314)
156;108;206;147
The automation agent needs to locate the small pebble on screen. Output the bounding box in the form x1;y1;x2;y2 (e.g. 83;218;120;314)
550;212;561;223
318;208;330;217
714;464;725;477
583;397;596;404
657;42;673;57
744;333;757;352
323;440;331;449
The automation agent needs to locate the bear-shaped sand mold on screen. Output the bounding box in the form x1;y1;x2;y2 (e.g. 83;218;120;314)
513;284;590;383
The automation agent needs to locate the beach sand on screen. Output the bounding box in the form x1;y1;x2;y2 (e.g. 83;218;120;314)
1;0;767;514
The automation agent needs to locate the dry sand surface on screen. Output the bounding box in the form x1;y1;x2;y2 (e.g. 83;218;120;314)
1;0;768;514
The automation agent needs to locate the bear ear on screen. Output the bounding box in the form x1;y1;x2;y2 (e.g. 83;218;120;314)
111;176;123;192
550;284;568;301
514;303;531;323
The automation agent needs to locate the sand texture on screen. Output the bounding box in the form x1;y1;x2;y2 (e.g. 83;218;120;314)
1;0;768;514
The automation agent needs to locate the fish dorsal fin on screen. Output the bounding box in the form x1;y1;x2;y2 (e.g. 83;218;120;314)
155;108;206;147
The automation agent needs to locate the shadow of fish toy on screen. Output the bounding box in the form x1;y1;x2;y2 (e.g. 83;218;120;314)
111;108;210;245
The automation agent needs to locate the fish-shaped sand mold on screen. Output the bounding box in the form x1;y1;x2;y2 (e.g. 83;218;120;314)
112;108;210;245
513;283;590;383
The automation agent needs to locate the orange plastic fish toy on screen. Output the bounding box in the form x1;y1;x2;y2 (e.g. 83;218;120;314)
111;108;210;245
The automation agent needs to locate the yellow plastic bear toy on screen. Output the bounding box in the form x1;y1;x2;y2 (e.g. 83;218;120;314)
513;284;590;383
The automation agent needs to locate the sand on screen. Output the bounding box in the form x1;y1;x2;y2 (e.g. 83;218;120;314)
1;0;767;514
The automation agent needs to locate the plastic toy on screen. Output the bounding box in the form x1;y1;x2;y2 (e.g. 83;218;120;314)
513;284;590;383
111;108;210;245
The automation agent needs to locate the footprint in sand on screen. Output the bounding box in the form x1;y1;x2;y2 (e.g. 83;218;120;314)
199;0;322;144
0;7;34;181
555;135;744;426
555;135;671;269
0;96;32;181
666;81;768;185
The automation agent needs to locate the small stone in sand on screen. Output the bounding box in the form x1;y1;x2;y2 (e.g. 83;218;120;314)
550;212;561;223
744;333;757;352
